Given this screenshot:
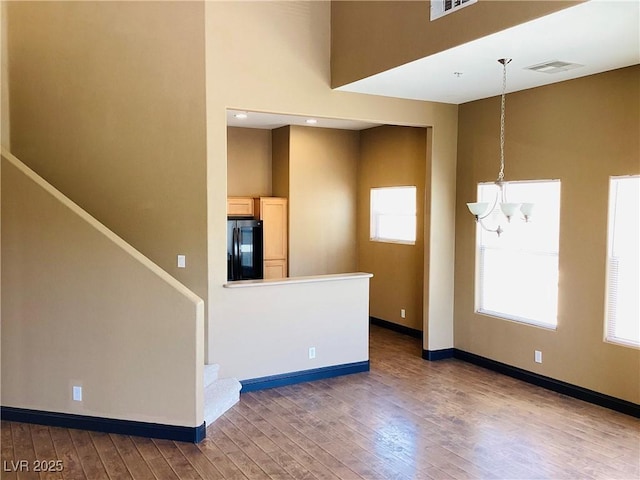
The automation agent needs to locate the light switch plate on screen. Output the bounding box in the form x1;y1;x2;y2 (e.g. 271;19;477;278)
177;255;186;268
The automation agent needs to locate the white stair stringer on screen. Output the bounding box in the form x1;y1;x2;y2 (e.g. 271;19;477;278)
204;377;241;427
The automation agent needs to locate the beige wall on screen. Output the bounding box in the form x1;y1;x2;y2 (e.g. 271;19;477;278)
1;1;8;149
228;124;359;276
2;152;204;427
358;126;426;331
425;118;458;352
227;127;272;197
289;126;359;276
205;1;458;370
6;1;208;303
455;66;640;403
0;2;4;382
331;0;581;87
4;0;634;410
272;127;291;198
219;276;370;380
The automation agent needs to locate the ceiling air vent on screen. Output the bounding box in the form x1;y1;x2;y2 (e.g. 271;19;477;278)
525;60;584;74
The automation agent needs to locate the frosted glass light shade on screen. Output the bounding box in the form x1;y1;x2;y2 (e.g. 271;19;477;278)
500;202;521;219
520;202;534;217
467;202;490;216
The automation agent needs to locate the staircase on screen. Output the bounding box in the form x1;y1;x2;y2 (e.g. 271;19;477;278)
204;364;241;427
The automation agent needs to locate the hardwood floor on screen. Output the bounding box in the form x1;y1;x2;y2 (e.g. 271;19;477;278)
2;325;639;479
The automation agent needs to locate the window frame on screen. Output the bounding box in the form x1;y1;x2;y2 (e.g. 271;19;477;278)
369;186;417;245
604;175;640;349
473;179;561;330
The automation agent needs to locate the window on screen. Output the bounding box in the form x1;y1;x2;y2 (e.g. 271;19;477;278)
370;186;416;244
605;176;639;348
476;180;561;328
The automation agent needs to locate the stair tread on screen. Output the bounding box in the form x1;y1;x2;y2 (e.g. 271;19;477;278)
204;377;241;426
205;377;241;396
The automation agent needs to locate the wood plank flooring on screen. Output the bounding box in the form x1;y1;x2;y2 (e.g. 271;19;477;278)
2;325;639;479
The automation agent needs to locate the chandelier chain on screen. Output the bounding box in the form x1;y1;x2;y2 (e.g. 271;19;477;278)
466;58;532;236
497;60;507;183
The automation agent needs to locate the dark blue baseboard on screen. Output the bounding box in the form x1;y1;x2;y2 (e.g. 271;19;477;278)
453;349;640;418
370;316;422;339
240;361;370;393
422;348;454;361
1;407;206;443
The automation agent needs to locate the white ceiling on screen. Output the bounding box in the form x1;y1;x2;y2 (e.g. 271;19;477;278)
228;0;639;129
337;0;640;104
226;110;379;130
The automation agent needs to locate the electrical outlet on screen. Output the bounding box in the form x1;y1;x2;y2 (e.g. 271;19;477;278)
72;385;83;402
534;350;542;364
308;347;316;359
400;309;406;319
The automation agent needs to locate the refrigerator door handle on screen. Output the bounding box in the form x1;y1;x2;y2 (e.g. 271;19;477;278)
231;227;238;280
234;227;241;279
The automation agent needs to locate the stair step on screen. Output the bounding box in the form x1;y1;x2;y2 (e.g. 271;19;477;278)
204;364;220;388
204;377;241;426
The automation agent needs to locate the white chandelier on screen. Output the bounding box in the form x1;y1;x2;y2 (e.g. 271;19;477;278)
466;58;533;237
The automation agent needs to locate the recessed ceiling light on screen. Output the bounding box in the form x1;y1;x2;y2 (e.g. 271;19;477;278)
234;113;248;119
305;119;317;124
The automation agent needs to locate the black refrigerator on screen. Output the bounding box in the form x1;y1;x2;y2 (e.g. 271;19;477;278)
227;219;264;281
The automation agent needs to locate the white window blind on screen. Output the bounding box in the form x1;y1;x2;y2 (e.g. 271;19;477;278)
370;186;416;244
476;180;561;328
606;176;640;348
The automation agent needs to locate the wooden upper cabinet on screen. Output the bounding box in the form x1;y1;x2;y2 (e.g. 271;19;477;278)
227;197;254;217
257;197;288;271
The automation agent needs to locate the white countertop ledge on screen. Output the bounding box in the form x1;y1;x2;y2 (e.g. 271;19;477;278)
224;272;373;288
